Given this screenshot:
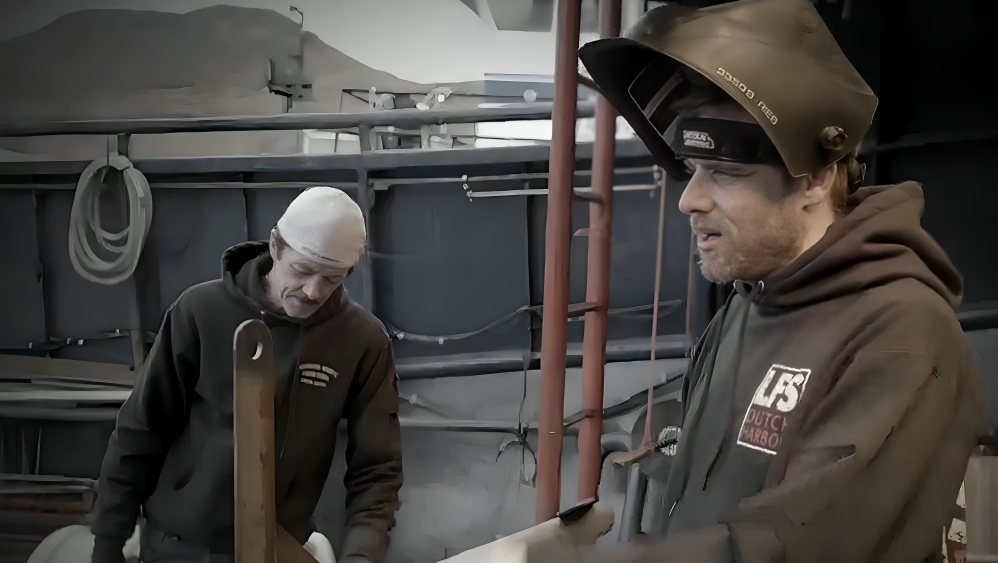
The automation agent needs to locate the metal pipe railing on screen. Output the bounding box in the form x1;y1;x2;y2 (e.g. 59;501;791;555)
536;0;583;525
578;0;622;504
0;103;595;138
369;166;655;190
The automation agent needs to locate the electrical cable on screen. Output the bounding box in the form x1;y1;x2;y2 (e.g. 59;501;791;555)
67;152;152;285
383;299;683;344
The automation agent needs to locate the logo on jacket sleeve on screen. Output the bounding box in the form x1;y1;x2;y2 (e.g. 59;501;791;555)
737;364;811;455
299;363;337;388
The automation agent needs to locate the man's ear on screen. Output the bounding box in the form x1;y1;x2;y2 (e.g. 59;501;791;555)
802;163;837;208
269;230;278;262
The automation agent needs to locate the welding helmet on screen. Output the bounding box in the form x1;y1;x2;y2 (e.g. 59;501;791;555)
578;0;878;181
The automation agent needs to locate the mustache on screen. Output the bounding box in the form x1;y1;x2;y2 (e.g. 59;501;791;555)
690;217;725;235
281;287;318;304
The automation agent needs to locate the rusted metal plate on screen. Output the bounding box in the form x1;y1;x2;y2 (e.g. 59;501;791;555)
233;319;276;563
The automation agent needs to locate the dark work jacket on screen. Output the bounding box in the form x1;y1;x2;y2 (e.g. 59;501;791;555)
583;183;983;563
91;242;402;563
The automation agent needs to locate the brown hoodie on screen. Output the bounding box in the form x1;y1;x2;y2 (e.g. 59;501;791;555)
91;242;402;563
578;182;984;563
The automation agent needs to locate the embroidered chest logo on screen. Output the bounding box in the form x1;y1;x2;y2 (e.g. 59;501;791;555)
737;364;811;455
299;363;337;388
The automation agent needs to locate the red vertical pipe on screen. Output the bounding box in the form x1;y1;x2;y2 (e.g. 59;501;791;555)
577;0;621;503
537;0;583;524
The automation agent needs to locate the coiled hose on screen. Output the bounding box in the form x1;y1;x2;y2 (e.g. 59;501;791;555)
68;154;152;285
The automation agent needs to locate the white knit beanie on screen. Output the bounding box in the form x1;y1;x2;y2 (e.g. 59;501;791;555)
275;187;367;268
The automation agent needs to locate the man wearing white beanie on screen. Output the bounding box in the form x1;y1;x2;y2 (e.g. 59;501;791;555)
90;187;402;563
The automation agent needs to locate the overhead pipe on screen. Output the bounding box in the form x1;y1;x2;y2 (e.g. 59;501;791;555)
0;103;595;138
536;0;583;524
578;0;622;503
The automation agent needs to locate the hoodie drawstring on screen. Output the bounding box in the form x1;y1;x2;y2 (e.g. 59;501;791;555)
702;280;763;490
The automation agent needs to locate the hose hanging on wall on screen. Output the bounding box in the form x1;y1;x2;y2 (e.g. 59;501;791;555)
68;153;152;284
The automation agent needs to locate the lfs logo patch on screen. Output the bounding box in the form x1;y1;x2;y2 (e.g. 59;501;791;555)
737;364;811;455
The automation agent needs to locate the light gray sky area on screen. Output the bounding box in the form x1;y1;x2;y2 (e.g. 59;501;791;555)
0;0;561;83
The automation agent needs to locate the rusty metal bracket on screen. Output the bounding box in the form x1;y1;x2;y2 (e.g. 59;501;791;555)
563;408;601;429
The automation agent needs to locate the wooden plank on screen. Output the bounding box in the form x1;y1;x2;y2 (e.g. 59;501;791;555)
0;390;131;401
276;525;319;563
0;493;93;513
440;503;614;563
0;354;134;386
611;445;656;469
0;509;86;536
233;320;277;563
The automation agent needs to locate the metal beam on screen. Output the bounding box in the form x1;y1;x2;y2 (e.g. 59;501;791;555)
0;138;653;178
0;182;358;190
536;0;582;525
0;103;595;138
467;184;656;199
579;0;622;504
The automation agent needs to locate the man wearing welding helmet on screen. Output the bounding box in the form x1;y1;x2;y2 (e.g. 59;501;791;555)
558;0;985;561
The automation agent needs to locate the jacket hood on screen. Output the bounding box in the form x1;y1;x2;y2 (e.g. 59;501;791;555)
220;241;348;327
761;181;963;310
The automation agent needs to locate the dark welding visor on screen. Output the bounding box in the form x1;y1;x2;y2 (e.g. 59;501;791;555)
624;56;695;180
666;116;785;167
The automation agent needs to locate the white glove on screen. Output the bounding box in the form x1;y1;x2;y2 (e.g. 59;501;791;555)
303;532;336;563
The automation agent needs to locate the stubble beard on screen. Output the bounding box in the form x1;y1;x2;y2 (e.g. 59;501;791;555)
695;216;805;284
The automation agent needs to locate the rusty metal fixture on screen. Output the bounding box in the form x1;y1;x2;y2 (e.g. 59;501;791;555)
578;0;622;504
536;0;583;525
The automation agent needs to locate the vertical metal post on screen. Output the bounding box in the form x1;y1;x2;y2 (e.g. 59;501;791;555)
618;462;648;541
355;167;376;313
537;0;583;524
578;0;621;503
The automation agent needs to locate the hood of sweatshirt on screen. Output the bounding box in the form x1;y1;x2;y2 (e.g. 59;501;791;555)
761;181;962;310
220;241;349;328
